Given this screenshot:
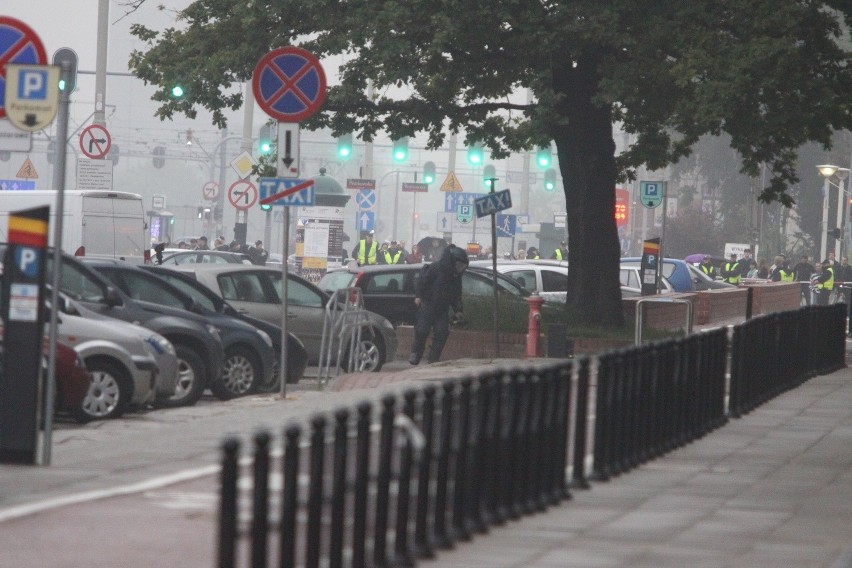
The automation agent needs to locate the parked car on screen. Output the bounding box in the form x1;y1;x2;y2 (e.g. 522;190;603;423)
52;342;92;423
83;259;276;400
141;265;308;387
620;257;735;292
53;298;165;420
169;265;397;372
42;250;224;408
158;250;252;266
469;260;569;303
317;262;530;327
619;266;676;294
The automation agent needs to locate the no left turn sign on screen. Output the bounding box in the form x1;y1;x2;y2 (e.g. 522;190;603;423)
202;181;219;201
79;124;111;159
228;180;258;210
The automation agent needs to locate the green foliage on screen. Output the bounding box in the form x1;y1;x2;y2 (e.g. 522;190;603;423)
127;0;852;329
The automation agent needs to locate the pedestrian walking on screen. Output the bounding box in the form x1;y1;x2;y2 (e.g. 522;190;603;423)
351;231;378;266
409;244;469;365
794;255;815;305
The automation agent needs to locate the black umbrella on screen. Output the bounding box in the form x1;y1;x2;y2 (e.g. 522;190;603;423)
417;236;448;262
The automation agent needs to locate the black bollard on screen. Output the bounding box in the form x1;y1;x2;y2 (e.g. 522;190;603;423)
329;409;349;568
351;403;372;568
250;431;271;568
305;416;326;568
393;390;417;568
373;395;396;568
279;424;300;568
414;385;437;558
218;437;240;568
433;381;456;549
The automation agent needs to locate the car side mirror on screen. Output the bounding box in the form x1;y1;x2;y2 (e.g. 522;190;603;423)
104;286;122;307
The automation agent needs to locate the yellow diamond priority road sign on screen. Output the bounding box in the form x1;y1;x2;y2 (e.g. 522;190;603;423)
4;64;59;132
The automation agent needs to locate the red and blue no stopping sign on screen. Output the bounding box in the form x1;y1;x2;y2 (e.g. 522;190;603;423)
252;46;326;123
0;17;48;118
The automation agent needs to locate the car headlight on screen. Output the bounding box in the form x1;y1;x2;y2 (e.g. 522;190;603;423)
256;329;273;348
205;324;222;342
145;335;175;356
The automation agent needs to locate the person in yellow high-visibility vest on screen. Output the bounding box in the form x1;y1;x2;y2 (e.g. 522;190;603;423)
721;253;741;285
550;241;568;261
351;231;378;265
814;260;835;305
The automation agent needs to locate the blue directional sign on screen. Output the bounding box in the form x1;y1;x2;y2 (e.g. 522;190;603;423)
0;180;35;191
355;188;376;210
496;214;517;238
474;189;512;218
356;210;376;232
444;191;484;213
258;177;315;206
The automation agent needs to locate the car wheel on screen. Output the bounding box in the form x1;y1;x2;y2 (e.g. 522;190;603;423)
211;345;259;400
156;345;206;408
346;331;385;373
72;359;132;421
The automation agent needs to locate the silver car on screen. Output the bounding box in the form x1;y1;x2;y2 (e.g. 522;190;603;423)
469;260;569;303
55;297;176;420
169;265;398;372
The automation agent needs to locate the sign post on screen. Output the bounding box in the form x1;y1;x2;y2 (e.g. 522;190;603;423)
253;46;326;397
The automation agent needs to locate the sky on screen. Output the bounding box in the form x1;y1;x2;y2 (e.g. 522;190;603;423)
1;1;567;254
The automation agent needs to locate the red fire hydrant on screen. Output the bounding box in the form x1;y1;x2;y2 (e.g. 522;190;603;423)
526;292;545;357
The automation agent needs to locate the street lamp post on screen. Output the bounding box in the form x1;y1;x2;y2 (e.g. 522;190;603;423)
817;164;851;262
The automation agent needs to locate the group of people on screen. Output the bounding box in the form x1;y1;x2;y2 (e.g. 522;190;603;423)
350;231;424;265
174;235;269;265
698;249;852;305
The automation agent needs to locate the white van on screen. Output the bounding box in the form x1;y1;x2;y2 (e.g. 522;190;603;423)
0;190;147;260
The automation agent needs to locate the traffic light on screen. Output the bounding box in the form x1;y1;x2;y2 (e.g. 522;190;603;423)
152;145;166;169
53;47;78;94
544;168;556;192
258;124;273;155
260;202;272;211
392;137;409;163
337;133;353;160
170;84;185;98
467;141;484;165
483;164;496;188
536;145;552;169
423;161;436;184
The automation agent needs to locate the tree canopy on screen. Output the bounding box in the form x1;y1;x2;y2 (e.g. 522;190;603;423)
130;0;852;326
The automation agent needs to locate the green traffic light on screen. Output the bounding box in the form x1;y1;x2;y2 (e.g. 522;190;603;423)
392;137;409;163
58;79;67;91
337;133;353;160
423;161;436;184
544;168;556;192
261;203;272;211
171;85;185;98
483;164;496;188
467;142;484;165
536;146;552;169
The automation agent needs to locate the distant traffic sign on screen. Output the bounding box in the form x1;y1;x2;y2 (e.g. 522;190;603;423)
252;46;327;123
0;17;47;119
356;211;376;232
5;64;59;131
402;182;428;193
474;189;512;218
640;181;665;209
347;178;375;190
227;180;258;210
355;189;376;210
496;214;517;237
202;181;219;201
79;124;111;159
443;191;483;213
0;179;35;191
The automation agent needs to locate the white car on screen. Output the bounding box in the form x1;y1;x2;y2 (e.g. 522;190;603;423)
54;296;177;420
469;260;569;303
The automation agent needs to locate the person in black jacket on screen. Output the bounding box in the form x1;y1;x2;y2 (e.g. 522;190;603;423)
409;244;469;365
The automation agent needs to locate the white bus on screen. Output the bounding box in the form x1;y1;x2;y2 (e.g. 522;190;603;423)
0;190;147;260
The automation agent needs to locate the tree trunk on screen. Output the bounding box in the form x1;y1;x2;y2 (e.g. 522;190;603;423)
551;52;624;327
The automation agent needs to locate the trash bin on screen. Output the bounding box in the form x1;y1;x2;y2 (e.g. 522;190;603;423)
547;323;574;358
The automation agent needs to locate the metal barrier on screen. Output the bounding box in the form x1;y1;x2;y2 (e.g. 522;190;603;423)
217;305;845;567
317;287;370;384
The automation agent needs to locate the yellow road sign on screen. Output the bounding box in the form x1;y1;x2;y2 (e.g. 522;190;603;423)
440;171;463;192
16;157;38;179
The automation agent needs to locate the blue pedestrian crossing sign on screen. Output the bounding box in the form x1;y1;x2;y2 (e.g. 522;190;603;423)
639;181;665;209
357;210;375;232
496;214;516;237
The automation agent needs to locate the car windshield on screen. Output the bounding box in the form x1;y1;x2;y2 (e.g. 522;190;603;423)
317;270;357;293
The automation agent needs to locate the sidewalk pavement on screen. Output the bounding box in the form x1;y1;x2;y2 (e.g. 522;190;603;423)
418;363;852;568
2;341;850;567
